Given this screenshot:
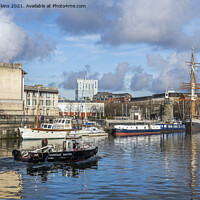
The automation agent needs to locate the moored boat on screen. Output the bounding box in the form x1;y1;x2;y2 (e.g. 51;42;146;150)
114;124;161;137
12;139;98;163
184;118;200;132
68;126;108;138
19;117;80;140
157;123;186;132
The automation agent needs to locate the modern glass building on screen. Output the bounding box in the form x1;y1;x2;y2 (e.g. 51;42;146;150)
75;79;98;101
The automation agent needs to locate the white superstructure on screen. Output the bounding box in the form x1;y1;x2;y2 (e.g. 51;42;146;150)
19;118;74;140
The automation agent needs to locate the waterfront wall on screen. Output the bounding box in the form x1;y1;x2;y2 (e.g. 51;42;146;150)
0;115;54;139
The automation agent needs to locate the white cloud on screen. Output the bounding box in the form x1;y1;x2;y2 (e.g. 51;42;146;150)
65;34;101;42
99;63;130;91
101;0;200;50
147;51;192;92
4;0;200;51
0;10;55;62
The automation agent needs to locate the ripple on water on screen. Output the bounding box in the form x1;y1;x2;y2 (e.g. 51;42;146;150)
1;133;200;199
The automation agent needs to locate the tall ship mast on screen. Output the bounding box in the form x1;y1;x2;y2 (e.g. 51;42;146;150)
179;48;200;132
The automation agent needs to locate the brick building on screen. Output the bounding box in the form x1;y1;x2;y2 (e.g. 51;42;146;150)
92;92;132;104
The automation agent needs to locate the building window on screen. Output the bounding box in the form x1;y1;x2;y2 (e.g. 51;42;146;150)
46;100;51;106
32;99;37;106
26;91;31;97
26;99;30;106
39;92;44;97
46;92;50;98
39;100;43;105
33;91;37;97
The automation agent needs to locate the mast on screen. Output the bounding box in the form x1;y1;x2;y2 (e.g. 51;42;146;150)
179;48;200;120
191;48;195;120
84;71;87;121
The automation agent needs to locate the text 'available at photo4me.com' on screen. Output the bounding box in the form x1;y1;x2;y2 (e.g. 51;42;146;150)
0;2;87;9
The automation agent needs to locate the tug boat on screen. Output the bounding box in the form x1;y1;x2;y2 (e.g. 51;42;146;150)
12;139;98;163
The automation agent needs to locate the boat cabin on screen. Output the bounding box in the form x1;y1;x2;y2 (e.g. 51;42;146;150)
53;118;72;129
63;140;82;151
41;124;53;129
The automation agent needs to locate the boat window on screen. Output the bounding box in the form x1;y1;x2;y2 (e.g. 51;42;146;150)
136;127;138;129
65;120;70;124
62;120;65;123
44;125;47;128
48;125;52;128
58;120;62;123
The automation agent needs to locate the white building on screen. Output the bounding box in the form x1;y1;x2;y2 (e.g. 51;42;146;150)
58;101;104;119
75;79;98;101
0;63;26;115
24;85;59;117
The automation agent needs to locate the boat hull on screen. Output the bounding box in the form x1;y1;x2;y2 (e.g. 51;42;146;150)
19;127;108;140
69;127;108;138
158;123;186;132
184;118;200;132
12;147;98;163
114;129;161;137
19;127;68;140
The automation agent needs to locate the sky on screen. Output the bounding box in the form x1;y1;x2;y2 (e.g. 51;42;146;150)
1;0;200;99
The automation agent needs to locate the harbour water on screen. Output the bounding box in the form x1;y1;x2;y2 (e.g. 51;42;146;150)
1;132;200;199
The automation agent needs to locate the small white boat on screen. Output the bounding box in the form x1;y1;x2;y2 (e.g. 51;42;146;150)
19;118;79;140
68;126;108;138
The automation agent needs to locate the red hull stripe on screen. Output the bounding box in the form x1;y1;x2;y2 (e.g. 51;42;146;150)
115;132;161;137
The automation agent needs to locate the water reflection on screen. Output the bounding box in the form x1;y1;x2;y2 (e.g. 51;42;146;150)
2;132;200;199
26;159;99;180
0;139;21;157
0;156;99;199
190;134;196;199
0;170;22;199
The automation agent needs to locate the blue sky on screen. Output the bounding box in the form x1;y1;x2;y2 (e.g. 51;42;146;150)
1;0;200;99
